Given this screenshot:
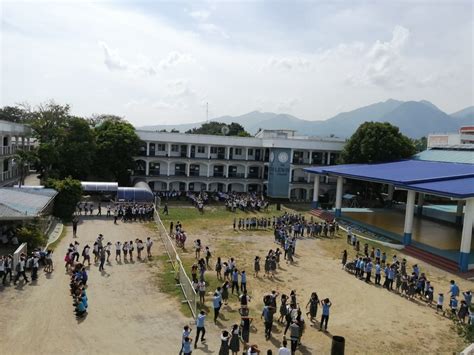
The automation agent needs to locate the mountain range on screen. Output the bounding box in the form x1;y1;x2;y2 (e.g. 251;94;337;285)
138;99;473;138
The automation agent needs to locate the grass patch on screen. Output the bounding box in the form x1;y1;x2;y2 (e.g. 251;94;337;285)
151;254;193;318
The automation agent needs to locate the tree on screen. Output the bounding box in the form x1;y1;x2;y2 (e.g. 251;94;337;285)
341;122;416;164
94;118;140;185
185;121;250;136
45;177;83;221
0;106;32;123
57;117;96;180
412;136;427;152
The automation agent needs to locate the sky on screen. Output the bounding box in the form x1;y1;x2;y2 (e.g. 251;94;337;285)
1;0;473;126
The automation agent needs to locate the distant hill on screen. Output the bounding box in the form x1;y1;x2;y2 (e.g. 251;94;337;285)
451;106;474;127
138;99;471;138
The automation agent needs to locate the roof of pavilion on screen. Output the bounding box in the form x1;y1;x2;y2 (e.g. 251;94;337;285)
304;160;474;199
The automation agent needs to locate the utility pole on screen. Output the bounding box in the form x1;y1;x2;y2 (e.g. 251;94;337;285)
206;102;209;123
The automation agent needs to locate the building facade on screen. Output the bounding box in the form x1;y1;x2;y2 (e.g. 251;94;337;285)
133;129;345;200
428;126;474;148
0;120;32;187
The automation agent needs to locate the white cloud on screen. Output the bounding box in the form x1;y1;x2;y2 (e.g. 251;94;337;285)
267;56;312;71
99;41;128;71
198;23;229;39
189;10;211;21
158;51;194;70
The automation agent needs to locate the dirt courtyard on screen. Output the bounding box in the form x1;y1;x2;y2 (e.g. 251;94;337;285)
0;206;472;354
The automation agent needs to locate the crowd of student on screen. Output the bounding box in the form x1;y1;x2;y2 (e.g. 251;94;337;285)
188;192;208;213
69;263;89;318
0;249;53;286
76;202;155;223
222;192;268;212
342;228;473;325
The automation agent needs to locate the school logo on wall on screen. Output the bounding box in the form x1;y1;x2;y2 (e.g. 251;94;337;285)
267;148;291;198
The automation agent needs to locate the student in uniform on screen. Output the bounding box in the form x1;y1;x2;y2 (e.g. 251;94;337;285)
319;298;332;332
179;325;192;355
194;310;206;349
146;237;153;258
115;241;122;261
213;291;222;324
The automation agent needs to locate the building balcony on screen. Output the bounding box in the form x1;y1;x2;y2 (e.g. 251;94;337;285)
134;154;265;163
0;168;20;184
228;172;245;178
0;145;32;157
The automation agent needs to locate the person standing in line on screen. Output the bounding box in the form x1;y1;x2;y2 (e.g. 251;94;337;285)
305;292;319;323
198;278;206;304
106;204;111;217
115;241;122;261
129;240;134;261
72;216;79;238
218;330;230;355
261;304;273;340
105;242;112;263
194;310;206;349
213;290;222;324
319;298;332;332
97;203;102;216
82;244;91;266
254;256;261;278
341;250;347;269
289;321;300;354
14;255;29;284
240;270;247;293
3;255;13;285
205;246;212;268
123;241;129;261
231;269;240;295
163;203;169;216
113;208;118;224
182;336;193;355
146;237;153;258
179;325;192;355
31;253;39;281
99;247;106;272
278;339;291;355
229;324;240;355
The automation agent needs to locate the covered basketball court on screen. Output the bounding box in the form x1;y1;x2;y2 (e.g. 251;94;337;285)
305;160;474;272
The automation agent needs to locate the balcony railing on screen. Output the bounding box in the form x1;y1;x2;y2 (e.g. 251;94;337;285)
213;172;225;178
174;171;187;176
0;145;32;156
0;168;20;183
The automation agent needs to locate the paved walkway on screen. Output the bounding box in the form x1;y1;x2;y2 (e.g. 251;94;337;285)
0;218;220;355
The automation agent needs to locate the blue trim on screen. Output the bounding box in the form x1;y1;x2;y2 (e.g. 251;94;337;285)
335;208;342;217
459;252;470;272
311;201;319;209
403;232;412;246
456;215;463;226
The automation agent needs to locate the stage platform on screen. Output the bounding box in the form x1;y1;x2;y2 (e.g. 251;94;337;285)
339;208;474;265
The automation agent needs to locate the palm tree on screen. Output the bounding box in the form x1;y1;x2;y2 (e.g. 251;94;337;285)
13;149;38;187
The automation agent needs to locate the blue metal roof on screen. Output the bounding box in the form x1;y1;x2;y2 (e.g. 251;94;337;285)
304;160;474;198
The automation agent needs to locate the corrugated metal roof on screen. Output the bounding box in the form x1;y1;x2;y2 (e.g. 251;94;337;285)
413;149;474;164
0;188;57;218
304;160;474;198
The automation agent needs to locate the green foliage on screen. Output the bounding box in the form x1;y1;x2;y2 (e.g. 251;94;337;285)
45;177;83;221
94;119;140;185
0;105;33;123
341;122;416;164
412;136;427;153
185;121;250;136
16;224;47;249
14;149;39;186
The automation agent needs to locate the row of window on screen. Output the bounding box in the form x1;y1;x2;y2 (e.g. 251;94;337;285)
149;143;252;156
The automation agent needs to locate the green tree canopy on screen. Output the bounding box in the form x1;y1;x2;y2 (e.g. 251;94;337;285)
0;105;33;123
412;136;427;153
45;177;83;220
94;119;140;185
185;121;250;136
341;122;416;164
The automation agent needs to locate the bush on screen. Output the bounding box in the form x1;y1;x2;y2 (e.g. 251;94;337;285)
16;225;47;249
45;177;83;221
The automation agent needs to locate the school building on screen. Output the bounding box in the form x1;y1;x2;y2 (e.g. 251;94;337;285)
0;120;33;187
132;129;345;200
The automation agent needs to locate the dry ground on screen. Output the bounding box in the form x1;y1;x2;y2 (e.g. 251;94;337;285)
161;205;473;354
0;205;472;355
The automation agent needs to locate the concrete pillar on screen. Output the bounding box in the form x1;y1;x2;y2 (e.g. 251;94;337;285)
146;142;149;156
167;162;170;176
312;175;320;208
245;148;249;161
244;165;248;179
456;200;465;225
225;147;230;160
167;143;171;157
308;151;313;165
459;198;474;272
327;152;331;165
207;145;212;159
335;176;343;217
403;190;416;245
145;161;149;176
417;193;424;216
186;163;190;176
207;165;211;178
187;145;191;158
387;185;394;201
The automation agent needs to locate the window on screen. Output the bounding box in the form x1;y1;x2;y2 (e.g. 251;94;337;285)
171;144;179;152
248;149;253;156
210;147;218;154
197;146;205;154
235;148;242;155
157;144;166;151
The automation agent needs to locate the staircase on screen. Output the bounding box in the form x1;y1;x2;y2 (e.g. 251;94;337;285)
403;245;459;273
310;209;335;222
